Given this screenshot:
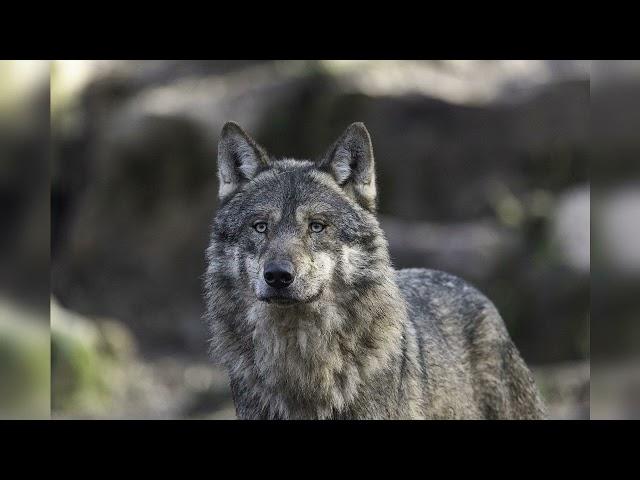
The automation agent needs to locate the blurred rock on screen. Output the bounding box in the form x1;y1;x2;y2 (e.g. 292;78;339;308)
0;61;50;313
51;296;234;419
597;185;640;275
550;185;590;273
591;361;640;419
381;216;521;279
591;187;640;361
320;60;589;106
51;297;134;415
532;361;590;419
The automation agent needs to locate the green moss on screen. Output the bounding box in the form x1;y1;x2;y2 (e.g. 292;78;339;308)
0;299;50;418
50;298;135;416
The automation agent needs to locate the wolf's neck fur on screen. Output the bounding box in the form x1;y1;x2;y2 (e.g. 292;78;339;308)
209;257;407;419
243;273;406;419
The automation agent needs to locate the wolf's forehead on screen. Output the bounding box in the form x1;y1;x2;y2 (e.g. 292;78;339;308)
213;160;361;229
250;164;345;207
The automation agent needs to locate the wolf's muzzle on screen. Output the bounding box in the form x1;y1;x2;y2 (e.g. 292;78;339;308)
263;260;295;290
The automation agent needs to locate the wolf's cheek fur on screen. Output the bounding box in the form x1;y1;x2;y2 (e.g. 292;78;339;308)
339;244;373;285
243;253;262;294
296;250;335;299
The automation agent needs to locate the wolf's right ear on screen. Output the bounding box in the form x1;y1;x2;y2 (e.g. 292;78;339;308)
217;122;268;200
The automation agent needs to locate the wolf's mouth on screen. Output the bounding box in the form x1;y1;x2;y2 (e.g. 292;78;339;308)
257;289;323;307
262;296;298;306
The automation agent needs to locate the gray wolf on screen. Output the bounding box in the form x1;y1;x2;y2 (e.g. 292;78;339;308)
204;121;546;419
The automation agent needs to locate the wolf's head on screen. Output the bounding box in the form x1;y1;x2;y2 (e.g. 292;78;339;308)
207;121;390;308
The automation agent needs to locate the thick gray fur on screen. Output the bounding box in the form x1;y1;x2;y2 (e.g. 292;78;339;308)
204;121;546;419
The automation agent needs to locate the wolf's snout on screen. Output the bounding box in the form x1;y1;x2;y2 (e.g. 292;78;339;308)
263;260;295;289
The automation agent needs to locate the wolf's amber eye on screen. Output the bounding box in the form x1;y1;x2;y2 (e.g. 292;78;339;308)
254;222;268;233
309;222;325;233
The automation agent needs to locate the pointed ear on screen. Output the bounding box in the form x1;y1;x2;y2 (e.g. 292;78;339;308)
217;121;268;200
318;122;377;211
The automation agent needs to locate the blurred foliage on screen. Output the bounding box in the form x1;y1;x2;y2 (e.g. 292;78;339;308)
0;61;49;417
51;297;136;416
0;299;49;418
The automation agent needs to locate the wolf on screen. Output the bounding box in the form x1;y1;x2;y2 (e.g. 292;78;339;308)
204;121;546;419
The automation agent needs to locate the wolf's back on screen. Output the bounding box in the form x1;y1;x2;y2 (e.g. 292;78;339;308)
396;268;546;419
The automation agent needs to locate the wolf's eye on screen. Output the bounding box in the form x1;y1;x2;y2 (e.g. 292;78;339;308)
309;222;325;233
253;222;268;233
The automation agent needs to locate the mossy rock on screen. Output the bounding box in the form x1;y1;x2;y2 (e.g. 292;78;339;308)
51;297;136;416
0;299;50;418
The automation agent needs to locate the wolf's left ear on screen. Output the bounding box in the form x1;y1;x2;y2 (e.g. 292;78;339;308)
318;122;377;211
217;121;268;200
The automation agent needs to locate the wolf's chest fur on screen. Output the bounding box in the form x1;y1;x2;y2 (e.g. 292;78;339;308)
236;289;405;419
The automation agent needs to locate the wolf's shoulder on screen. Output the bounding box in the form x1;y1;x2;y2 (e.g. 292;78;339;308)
395;268;503;334
396;268;490;305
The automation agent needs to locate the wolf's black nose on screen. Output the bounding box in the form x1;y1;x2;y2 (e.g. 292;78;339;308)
264;260;295;289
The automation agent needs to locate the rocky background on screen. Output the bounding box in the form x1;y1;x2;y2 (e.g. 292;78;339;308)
49;60;591;419
0;61;50;418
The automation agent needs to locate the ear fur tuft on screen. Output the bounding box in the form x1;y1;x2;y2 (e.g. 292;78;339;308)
217;122;268;200
318;122;377;211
